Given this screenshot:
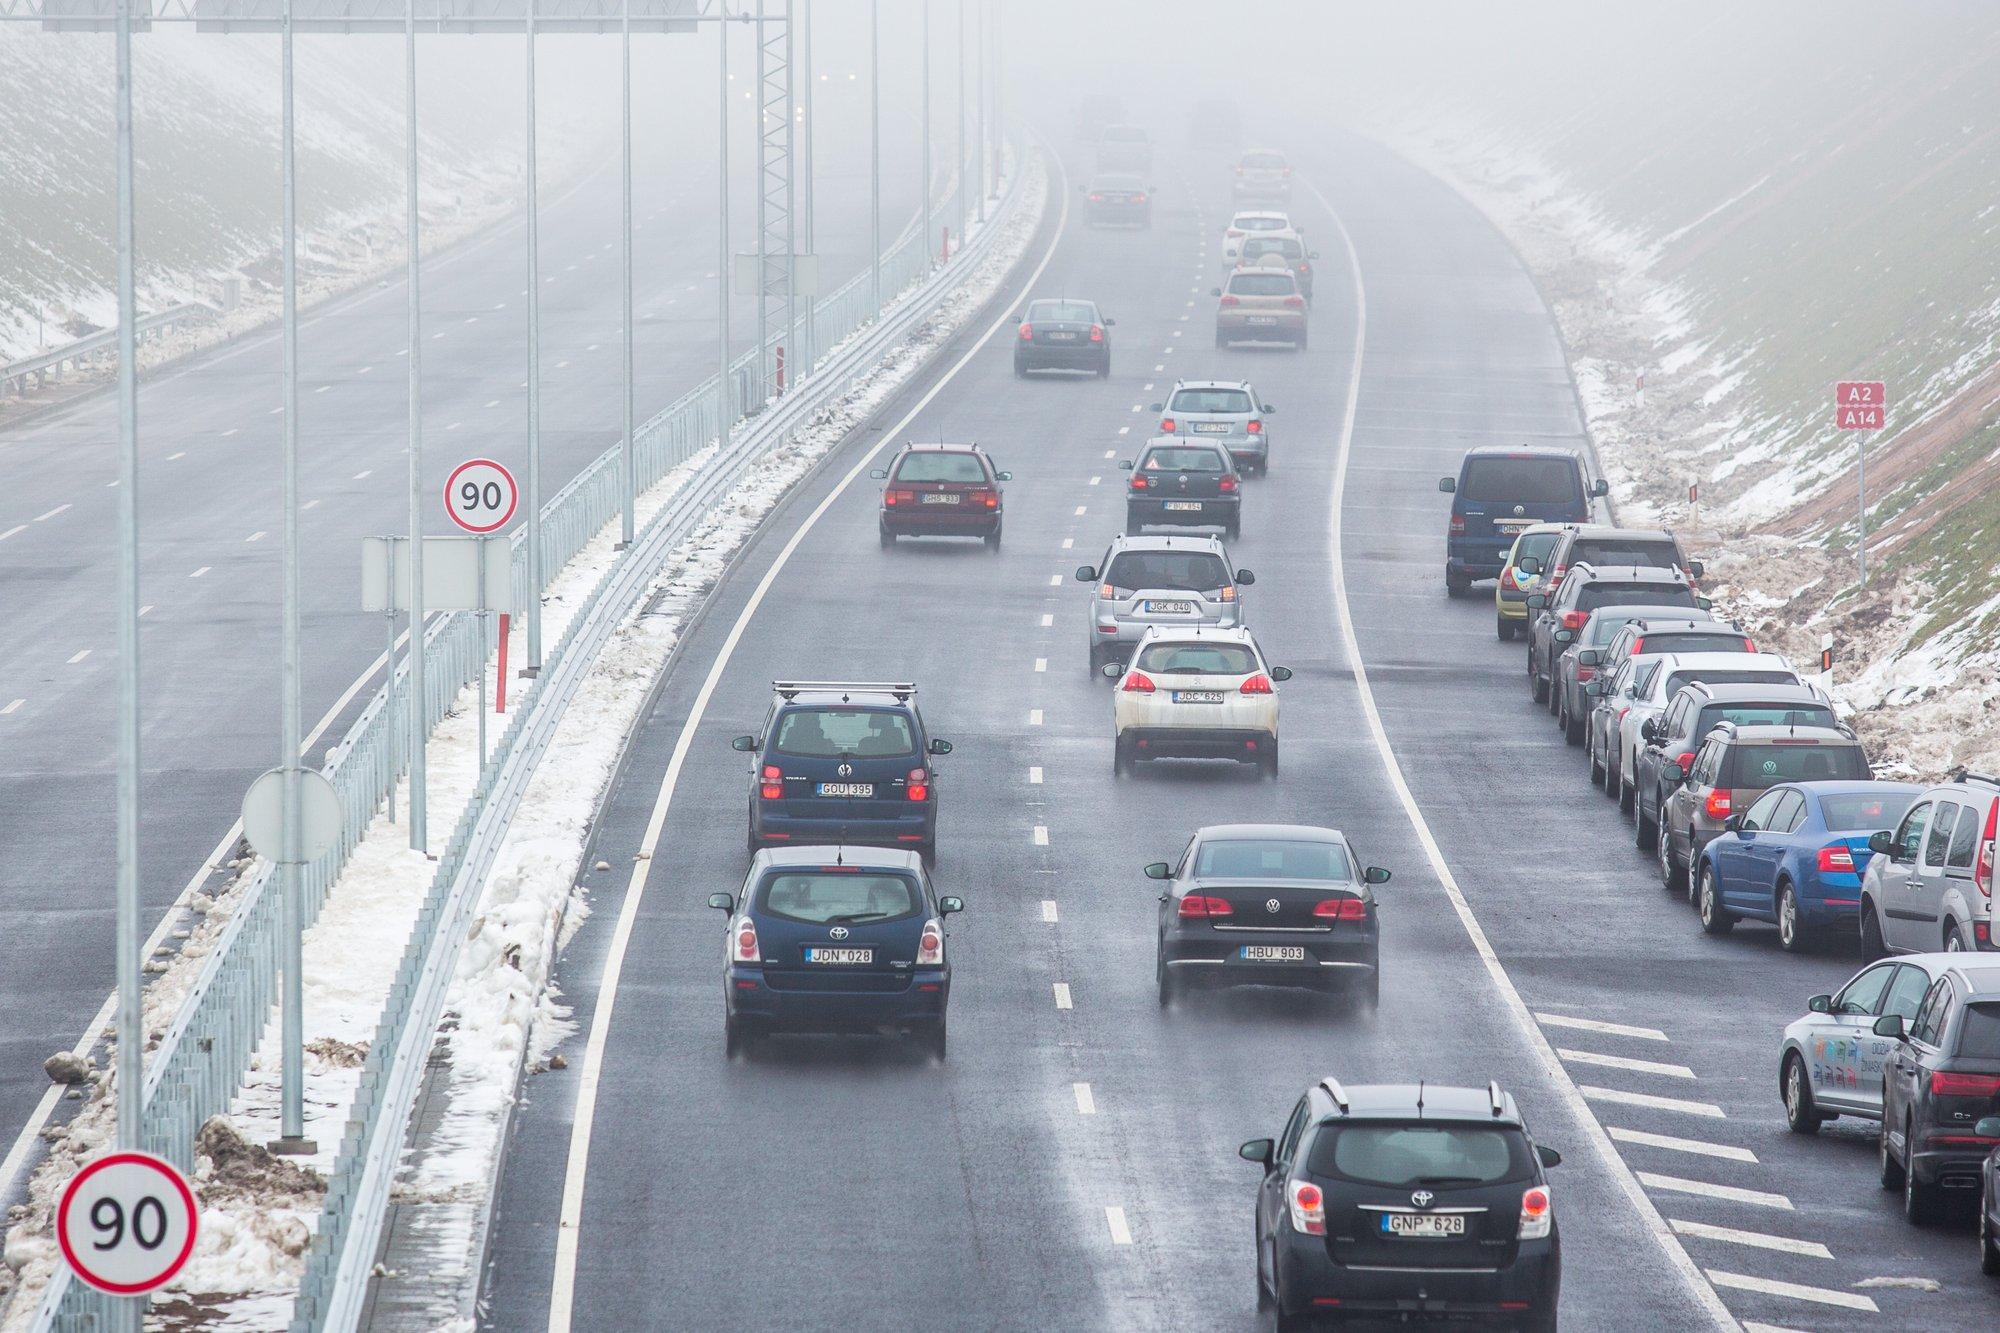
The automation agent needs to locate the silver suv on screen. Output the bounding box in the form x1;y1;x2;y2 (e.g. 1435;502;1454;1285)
1861;772;2000;957
1149;379;1276;475
1074;534;1255;673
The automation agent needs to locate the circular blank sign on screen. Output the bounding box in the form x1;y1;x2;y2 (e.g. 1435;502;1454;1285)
444;457;519;534
56;1152;199;1295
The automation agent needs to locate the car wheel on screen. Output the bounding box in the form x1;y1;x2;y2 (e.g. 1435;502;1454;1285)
1355;967;1380;1009
1783;1053;1823;1135
1777;883;1811;953
1698;867;1735;934
1880;1116;1905;1190
1529;667;1548;703
925;1020;948;1062
1497;614;1513;642
1861;901;1888;960
1658;821;1685;893
724;1012;746;1059
746;825;761;855
1214;330;1227;349
1516;1306;1557;1333
1904;1135;1940;1223
1255;1238;1272;1309
1587;738;1606;787
879;524;896;548
984;525;1002;552
1013;361;1027;379
1274;1301;1310;1333
1225;520;1241;540
1563;700;1584;746
1636;800;1657;852
1097;356;1111;379
1114;735;1134;778
1156;952;1175;1007
1982;1206;2000;1276
1946;920;1965;952
1262;738;1279;779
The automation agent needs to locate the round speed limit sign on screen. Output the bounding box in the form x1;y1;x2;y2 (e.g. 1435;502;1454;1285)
444;458;519;534
56;1151;198;1295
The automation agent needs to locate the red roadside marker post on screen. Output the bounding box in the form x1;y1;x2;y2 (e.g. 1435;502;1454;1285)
1834;381;1887;587
442;459;519;761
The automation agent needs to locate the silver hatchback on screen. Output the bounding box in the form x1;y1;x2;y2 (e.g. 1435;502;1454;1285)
1075;535;1254;673
1150;380;1276;475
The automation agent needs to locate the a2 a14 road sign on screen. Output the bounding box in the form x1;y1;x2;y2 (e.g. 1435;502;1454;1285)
1835;380;1886;430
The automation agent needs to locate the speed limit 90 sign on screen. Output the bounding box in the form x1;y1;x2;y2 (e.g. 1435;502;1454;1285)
444;458;519;534
56;1151;198;1295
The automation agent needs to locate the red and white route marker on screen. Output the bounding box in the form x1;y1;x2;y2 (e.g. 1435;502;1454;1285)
56;1151;199;1295
1834;380;1886;431
443;458;519;534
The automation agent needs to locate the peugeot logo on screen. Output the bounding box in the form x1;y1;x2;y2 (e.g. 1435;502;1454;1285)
1411;1190;1435;1208
1265;899;1281;913
837;762;854;777
828;926;850;940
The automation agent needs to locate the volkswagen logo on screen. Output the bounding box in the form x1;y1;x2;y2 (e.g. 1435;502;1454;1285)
828;926;850;940
836;762;854;777
1512;504;1525;516
1265;899;1281;914
1411;1190;1434;1208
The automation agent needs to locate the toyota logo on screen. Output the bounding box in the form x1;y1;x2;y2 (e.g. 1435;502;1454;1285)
1411;1190;1434;1208
837;762;854;777
828;926;849;940
1265;899;1281;913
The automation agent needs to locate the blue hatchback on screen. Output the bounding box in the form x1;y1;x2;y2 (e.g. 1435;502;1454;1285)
1694;780;1921;950
709;847;963;1058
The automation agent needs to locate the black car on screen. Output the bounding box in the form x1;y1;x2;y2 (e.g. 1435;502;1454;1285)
731;681;952;858
1151;825;1389;1006
1981;1113;2000;1273
708;846;962;1058
1014;297;1113;378
1123;439;1241;538
1524;562;1701;706
1877;959;2000;1222
1241;1079;1562;1330
1084;174;1152;228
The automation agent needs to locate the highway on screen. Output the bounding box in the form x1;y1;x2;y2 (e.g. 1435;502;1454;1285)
474;125;2000;1330
0;131;918;1200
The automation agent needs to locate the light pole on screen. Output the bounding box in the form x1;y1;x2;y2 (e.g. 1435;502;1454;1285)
869;0;880;314
973;0;984;223
112;0;141;1199
406;0;428;853
956;0;965;246
718;5;732;424
525;0;544;676
799;0;814;369
619;0;635;550
920;0;931;268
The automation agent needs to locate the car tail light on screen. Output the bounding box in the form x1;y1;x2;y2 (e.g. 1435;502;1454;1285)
1297;262;1310;275
759;765;783;800
1160;417;1176;432
1500;566;1518;591
1122;670;1157;693
1561;611;1589;631
1616;707;1632;724
884;488;915;507
1131;192;1147;204
1246;419;1262;433
1219;294;1241;308
732;916;761;964
1282;166;1293;177
1818;845;1856;874
1704;788;1733;820
916;918;945;966
1449;516;1465;535
1130;475;1149;490
1631;638;1648;654
1313;897;1368;920
1218;585;1236;602
1931;1071;2000;1097
1090;324;1105;343
1743;637;1757;652
1288;1180;1325;1236
1087;193;1104;203
1978;799;1998;899
906;768;930;802
974;489;998;509
1017;323;1032;341
1282;295;1305;309
1576;666;1596;683
1548;564;1568;583
1099;584;1116;601
1178;894;1233;920
1219;476;1238;493
1517;1186;1552;1240
1239;673;1274;695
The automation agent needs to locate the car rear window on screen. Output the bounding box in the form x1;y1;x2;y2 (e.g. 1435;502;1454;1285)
1169;388;1254;414
1136;642;1258;676
1241;238;1303;261
1723;743;1870;787
1091;178;1142;193
1194;839;1352;881
1227;271;1296;297
894;452;987;484
772;708;916;758
1636;632;1747;655
1954;1003;2000;1059
1242;152;1286;169
1698;702;1833;733
1582;610;1651;645
1510;532;1560;565
1665;670;1796;696
1102;551;1231;591
1578;583;1697;613
1568;538;1682;569
1235;215;1286;231
1142;447;1227;472
1029;300;1096;323
1821;792;1917;831
758;872;919;925
1307;1124;1534;1188
1459;457;1579;504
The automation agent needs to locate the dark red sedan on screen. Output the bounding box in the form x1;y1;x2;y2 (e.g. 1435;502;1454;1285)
873;443;1011;550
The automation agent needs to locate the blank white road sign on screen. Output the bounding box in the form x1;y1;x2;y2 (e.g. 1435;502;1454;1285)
57;1151;198;1295
444;458;518;534
361;535;513;614
241;766;342;863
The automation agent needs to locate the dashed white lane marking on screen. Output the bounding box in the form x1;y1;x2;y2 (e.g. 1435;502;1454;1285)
1609;1127;1755;1163
268;404;284;413
1034;658;1047;672
1741;1322;1811;1333
1033;825;1049;846
1581;1085;1725;1118
1061;538;1074;550
66;649;90;665
314;383;332;393
1143;381;1154;391
1048;574;1062;586
221;427;239;436
432;330;447;340
1669;1219;1830;1259
137;605;151;617
1160;346;1173;355
1039;614;1054;628
245;531;266;543
1029;766;1044;784
1637;1172;1791;1211
1089;475;1101;486
303;500;320;511
34;504;70;522
0;526;25;542
1103;448;1117;457
1104;1206;1131;1245
1706;1271;1877;1313
1029;709;1043;726
447;422;463;431
0;700;21;716
1128;403;1141;412
354;469;372;480
1153;363;1164;372
189;566;210;579
467;315;480;323
1558;1048;1696;1080
106;480;118;487
1537;1012;1670;1042
486;399;501;408
167;451;187;460
1041;900;1058;922
356;366;372;375
1117;426;1130;436
1074;1082;1096;1114
1074;505;1087;516
1053;982;1073;1009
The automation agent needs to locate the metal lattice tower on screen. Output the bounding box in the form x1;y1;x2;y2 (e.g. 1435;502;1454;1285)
754;0;793;397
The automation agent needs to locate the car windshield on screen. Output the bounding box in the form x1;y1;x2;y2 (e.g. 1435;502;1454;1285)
1242;238;1303;261
1143;447;1227;472
1102;551;1231;591
1459;456;1578;504
772;708;916;758
1569;538;1682;569
1665;669;1796;695
1579;584;1697;613
1955;1002;2000;1059
1170;388;1254;414
758;872;919;925
894;452;987;484
1135;642;1259;676
1242;152;1286;169
1092;178;1142;193
1194;838;1352;880
1307;1124;1533;1188
1638;632;1746;655
1227;272;1295;297
1029;300;1096;323
1723;744;1870;786
1235;215;1286;231
1821;792;1918;831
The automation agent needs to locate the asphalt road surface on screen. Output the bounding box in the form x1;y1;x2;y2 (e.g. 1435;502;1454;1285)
475;127;2000;1331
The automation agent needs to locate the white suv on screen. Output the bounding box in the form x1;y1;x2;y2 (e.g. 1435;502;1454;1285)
1221;210;1295;266
1103;627;1290;777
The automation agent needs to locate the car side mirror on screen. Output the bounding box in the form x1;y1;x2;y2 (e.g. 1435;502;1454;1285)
1874;1014;1906;1040
1437;477;1456;493
1269;666;1292;682
1262;404;1276;413
1689;559;1706;579
1075;566;1099;583
1363;866;1391;885
1104;316;1116;326
730;735;757;752
995;470;1012;481
1590;479;1610;498
1536;1145;1563;1169
1238;1138;1275;1169
940;895;964;915
1014;313;1025;323
1144;861;1172;880
1308;251;1320;260
1525;594;1547;610
928;738;953;756
1723;813;1743;833
1148;402;1165;412
707;892;735;912
1807;993;1832;1014
1552;629;1575;646
1640;719;1661;742
1516;556;1542;575
868;468;887;479
1210;287;1222;297
1102;662;1125;679
1868;830;1893;856
1577;649;1601;666
1236;569;1255;585
1976;1116;2000;1140
1118;459;1135;471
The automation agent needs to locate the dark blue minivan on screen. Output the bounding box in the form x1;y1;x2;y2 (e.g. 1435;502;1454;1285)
732;682;951;858
1438;446;1607;598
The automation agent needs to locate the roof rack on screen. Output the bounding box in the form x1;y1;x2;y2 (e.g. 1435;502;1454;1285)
1318;1077;1350;1115
772;680;917;702
1488;1081;1505;1118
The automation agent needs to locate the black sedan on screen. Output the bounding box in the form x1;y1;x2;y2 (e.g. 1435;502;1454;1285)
1084;174;1152;228
1014;297;1113;378
1122;439;1242;538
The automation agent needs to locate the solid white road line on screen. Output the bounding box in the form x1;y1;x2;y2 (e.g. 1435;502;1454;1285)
1;700;22;715
1740;1323;1810;1333
1041;900;1058;922
1104;1206;1131;1245
33;504;69;522
543;173;1075;1333
1029;766;1043;784
1581;1085;1726;1118
1033;825;1049;846
1053;983;1073;1010
0;526;24;542
1706;1271;1877;1312
66;650;91;665
1536;1012;1670;1042
1609;1127;1756;1163
1558;1048;1696;1080
1307;172;1732;1329
1073;1082;1095;1114
1669;1219;1831;1259
1637;1172;1792;1211
189;566;211;579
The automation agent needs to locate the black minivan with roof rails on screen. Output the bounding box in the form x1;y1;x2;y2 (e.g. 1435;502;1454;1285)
1440;447;1607;598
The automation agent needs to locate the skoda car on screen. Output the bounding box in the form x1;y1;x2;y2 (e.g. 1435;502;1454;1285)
1074;535;1254;673
1104;628;1290;776
1122;439;1243;537
1014;297;1113;377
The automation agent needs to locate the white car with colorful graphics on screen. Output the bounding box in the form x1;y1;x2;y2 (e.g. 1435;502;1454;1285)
1777;953;1955;1133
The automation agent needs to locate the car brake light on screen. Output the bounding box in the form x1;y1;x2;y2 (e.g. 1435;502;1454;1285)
884;488;916;507
1090;324;1105;343
1246;419;1262;433
733;916;761;964
1177;894;1233;919
1549;564;1567;583
760;765;783;800
1449;516;1465;535
1288;1180;1326;1236
1743;637;1757;652
973;489;997;509
1087;192;1104;203
1312;897;1367;920
1561;611;1589;631
1122;670;1157;693
1615;707;1631;723
1517;1186;1552;1240
1282;295;1305;309
906;768;929;802
1704;788;1733;820
1818;845;1856;874
1226;226;1244;236
916;917;945;966
1576;666;1596;683
1931;1071;2000;1097
1130;475;1149;490
1297;262;1310;274
1160;417;1176;432
1017;323;1032;340
1218;585;1236;602
1219;476;1238;493
1240;673;1273;695
1219;294;1241;308
1979;800;1998;898
1131;192;1147;204
1099;584;1116;601
1500;566;1518;591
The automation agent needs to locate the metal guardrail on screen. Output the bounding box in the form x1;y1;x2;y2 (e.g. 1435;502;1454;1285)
30;156;1006;1330
0;301;212;395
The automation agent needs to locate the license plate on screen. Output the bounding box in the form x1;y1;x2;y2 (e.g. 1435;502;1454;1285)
1174;690;1225;704
1241;945;1305;961
1191;422;1229;433
815;782;874;797
920;493;961;504
1383;1213;1466;1238
1163;501;1203;511
805;947;873;965
1144;599;1194;614
1247;316;1278;326
1045;331;1078;341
